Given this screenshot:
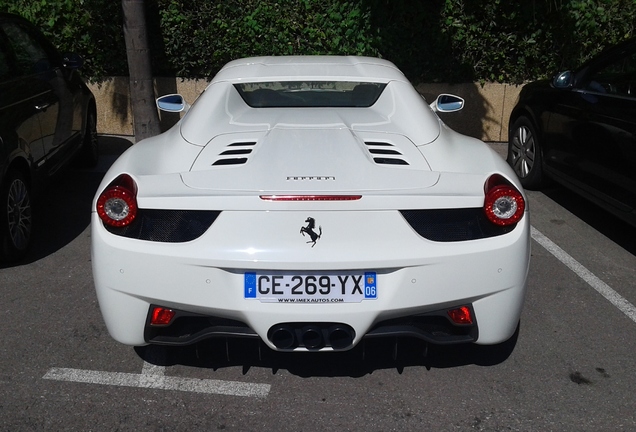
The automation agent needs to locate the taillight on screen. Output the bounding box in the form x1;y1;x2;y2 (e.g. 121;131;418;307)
96;174;138;227
483;174;525;226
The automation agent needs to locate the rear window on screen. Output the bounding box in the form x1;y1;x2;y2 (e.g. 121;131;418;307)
234;81;386;108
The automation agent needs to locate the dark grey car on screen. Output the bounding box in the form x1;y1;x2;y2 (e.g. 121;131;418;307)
0;13;97;261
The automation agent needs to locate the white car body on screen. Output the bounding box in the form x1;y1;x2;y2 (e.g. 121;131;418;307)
92;56;530;351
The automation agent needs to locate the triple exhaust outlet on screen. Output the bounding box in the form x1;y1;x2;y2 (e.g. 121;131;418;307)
268;323;355;350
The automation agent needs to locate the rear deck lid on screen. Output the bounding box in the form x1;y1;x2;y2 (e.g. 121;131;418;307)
181;127;439;193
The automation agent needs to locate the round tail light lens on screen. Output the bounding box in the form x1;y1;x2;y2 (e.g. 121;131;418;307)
484;175;525;226
96;174;138;227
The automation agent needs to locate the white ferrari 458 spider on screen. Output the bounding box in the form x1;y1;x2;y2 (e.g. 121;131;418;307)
92;56;530;352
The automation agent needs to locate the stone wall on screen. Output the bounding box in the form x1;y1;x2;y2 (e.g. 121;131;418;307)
88;78;522;142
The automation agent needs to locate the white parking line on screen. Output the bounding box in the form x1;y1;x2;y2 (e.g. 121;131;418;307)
43;364;271;397
531;226;636;323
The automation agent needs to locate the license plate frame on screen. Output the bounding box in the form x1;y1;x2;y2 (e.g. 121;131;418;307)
244;272;377;303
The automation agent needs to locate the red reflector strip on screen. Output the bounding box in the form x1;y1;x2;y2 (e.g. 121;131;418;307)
260;195;362;201
447;306;473;324
150;307;176;326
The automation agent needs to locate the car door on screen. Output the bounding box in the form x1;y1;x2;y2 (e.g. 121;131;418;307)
545;47;636;213
0;19;78;176
571;51;636;212
0;26;46;175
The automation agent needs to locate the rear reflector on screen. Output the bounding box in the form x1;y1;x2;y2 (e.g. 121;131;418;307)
150;307;176;326
447;306;473;324
260;195;362;201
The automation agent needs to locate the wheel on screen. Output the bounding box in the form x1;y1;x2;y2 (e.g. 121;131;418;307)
508;116;543;189
0;169;33;262
78;109;99;167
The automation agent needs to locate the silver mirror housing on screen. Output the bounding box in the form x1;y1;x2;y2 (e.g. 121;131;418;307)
430;94;465;113
156;94;190;113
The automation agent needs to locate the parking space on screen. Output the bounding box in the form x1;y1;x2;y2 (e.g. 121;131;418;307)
1;138;635;430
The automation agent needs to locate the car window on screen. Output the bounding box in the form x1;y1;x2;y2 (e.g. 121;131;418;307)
1;21;52;76
234;81;387;107
584;51;636;99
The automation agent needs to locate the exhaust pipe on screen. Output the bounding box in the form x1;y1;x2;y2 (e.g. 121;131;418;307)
301;326;324;350
328;325;355;349
269;325;296;349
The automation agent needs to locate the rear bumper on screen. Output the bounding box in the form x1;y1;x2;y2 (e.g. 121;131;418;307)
91;209;530;350
143;304;479;350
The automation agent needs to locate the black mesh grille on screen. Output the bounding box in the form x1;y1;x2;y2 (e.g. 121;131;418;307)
400;208;515;242
105;209;220;242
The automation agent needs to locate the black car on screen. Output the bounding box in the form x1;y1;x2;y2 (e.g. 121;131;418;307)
0;13;97;261
508;38;636;226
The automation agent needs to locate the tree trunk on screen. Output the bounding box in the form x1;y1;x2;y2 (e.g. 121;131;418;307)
122;0;161;141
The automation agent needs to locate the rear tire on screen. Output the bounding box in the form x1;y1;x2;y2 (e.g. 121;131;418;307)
508;116;543;189
0;169;33;262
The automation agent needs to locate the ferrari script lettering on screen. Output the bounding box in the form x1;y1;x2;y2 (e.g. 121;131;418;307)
286;176;335;181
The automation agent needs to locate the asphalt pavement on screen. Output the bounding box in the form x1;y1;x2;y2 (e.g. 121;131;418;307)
1;137;635;431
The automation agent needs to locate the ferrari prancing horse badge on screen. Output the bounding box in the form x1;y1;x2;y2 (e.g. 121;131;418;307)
300;217;322;247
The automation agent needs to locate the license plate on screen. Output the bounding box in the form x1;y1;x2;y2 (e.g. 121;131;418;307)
244;272;377;303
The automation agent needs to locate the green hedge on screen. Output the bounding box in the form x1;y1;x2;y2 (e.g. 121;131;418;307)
0;0;126;78
1;0;634;83
157;0;380;77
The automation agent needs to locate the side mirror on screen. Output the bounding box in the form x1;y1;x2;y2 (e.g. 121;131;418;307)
553;71;574;89
430;94;464;113
62;53;83;69
157;94;190;113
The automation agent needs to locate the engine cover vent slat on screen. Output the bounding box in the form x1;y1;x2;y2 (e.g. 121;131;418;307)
373;157;409;165
228;142;257;147
212;157;249;166
369;148;402;155
365;141;393;146
220;149;252;156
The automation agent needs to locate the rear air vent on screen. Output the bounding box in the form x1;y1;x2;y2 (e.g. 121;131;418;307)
212;158;248;166
365;141;409;166
220;149;251;156
212;142;256;166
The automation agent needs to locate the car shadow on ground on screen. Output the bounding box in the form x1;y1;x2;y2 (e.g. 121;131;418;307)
490;142;636;256
1;136;132;268
540;183;636;256
135;326;520;377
